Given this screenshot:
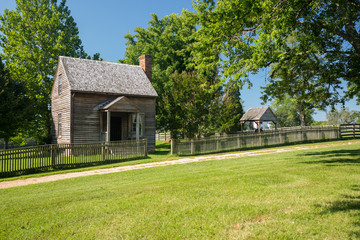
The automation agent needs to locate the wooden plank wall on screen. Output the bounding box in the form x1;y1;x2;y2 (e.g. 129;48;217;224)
51;61;71;144
260;108;277;122
72;93;156;149
73;93;109;143
129;97;156;149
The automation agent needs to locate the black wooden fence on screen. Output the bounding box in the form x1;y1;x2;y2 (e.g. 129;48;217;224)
340;124;360;139
0;139;147;177
171;126;340;155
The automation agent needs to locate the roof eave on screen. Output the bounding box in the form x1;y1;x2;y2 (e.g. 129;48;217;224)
71;90;158;98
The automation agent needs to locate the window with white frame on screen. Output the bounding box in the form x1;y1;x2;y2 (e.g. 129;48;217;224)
129;113;144;137
58;113;62;138
58;74;62;94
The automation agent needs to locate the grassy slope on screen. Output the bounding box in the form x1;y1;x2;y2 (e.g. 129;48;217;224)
1;142;360;239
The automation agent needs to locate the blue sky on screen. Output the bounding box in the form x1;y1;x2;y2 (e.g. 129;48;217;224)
0;0;358;120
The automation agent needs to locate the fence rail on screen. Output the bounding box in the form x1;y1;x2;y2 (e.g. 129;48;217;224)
340;124;360;139
172;126;340;156
0;139;147;177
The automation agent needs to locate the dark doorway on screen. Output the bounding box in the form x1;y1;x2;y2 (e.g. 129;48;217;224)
110;116;122;141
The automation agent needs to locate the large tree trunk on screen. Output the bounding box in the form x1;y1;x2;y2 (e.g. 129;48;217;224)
297;104;306;127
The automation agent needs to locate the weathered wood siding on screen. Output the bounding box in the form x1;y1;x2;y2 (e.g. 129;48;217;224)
72;93;107;143
128;97;156;149
259;108;277;122
72;93;156;149
51;61;71;144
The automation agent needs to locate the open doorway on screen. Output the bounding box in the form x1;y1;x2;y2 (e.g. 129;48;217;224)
110;116;122;141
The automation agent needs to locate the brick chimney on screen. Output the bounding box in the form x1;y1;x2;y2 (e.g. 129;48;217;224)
139;55;152;83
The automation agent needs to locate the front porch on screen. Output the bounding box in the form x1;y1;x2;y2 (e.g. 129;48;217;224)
98;96;144;142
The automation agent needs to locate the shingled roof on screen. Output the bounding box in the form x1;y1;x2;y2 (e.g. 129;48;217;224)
240;106;277;122
60;56;158;97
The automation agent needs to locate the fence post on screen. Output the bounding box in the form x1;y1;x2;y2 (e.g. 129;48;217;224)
50;145;55;168
144;139;148;157
170;139;176;155
353;124;356;139
216;137;220;151
101;142;105;161
191;139;195;155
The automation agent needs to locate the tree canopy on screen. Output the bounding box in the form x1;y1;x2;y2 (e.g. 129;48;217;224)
271;95;314;127
0;57;31;148
0;0;87;142
194;0;360;106
326;108;360;124
123;11;244;137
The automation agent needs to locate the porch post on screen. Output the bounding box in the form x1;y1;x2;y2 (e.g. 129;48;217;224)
136;112;140;141
106;111;111;142
100;111;103;141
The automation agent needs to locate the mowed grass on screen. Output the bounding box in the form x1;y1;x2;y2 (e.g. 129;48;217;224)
1;142;360;239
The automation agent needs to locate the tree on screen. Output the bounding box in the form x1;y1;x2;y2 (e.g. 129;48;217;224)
271;95;314;127
194;0;360;106
0;0;87;142
218;82;244;132
122;11;241;137
122;11;198;137
353;111;360;124
261;49;329;127
161;72;222;138
0;57;31;148
87;53;103;61
326;108;360;125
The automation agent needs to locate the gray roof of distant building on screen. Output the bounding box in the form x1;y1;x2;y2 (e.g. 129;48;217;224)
240;106;277;122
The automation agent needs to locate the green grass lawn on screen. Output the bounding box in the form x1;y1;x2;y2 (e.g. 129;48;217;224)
1;141;359;239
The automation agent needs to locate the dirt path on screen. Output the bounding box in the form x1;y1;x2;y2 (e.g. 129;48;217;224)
1;140;359;189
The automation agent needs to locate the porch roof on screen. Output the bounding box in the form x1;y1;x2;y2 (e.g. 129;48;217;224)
97;96;139;112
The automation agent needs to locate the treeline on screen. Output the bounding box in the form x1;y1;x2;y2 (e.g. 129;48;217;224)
0;0;101;148
1;0;360;147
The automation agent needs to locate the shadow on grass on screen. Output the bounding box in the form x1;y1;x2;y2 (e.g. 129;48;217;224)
316;185;360;238
155;142;171;150
298;149;360;166
151;150;170;156
149;141;171;157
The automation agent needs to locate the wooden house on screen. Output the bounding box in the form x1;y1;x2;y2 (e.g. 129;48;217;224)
240;107;277;132
50;55;158;151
